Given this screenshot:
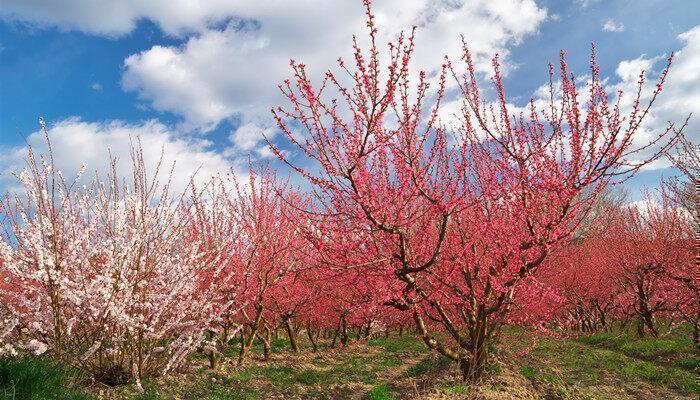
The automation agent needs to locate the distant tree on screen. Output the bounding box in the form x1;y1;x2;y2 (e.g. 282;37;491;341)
606;197;693;337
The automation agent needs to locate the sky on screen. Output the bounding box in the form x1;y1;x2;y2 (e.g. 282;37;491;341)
0;0;698;199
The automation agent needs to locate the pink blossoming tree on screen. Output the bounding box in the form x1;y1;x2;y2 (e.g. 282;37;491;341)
271;0;684;381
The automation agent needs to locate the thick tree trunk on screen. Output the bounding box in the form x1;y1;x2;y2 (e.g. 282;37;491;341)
461;314;491;383
458;349;488;383
284;317;299;353
331;327;339;348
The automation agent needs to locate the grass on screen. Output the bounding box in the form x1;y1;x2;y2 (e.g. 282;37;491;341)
405;355;450;378
367;336;426;353
368;383;396;400
525;329;700;394
578;331;695;359
0;356;91;400
621;360;699;392
674;356;700;370
519;364;537;380
440;383;468;394
5;327;697;399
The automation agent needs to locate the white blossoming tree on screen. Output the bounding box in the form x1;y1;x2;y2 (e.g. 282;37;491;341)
0;123;241;389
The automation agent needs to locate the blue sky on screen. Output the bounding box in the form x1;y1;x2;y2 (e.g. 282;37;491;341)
0;0;698;198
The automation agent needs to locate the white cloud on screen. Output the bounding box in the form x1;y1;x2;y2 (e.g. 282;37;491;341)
576;0;601;8
121;0;547;135
229;123;272;151
440;25;700;172
602;19;624;33
615;55;657;81
226;122;277;159
0;118;238;195
0;0;268;37
612;26;700;169
1;0;547;156
90;82;103;92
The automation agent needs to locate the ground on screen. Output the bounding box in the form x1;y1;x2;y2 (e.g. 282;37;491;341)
2;325;698;399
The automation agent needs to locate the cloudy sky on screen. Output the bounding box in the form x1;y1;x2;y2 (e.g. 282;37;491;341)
0;0;698;197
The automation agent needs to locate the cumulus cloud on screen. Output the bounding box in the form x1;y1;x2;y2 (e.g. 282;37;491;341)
602;19;624;32
226;122;278;159
615;55;658;81
121;0;547;134
439;25;700;172
610;26;700;169
0;118;239;195
1;0;547;156
0;0;269;36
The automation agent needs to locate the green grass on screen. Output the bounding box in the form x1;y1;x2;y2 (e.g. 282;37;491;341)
6;331;694;399
0;356;92;400
440;383;468;394
255;365;297;386
528;330;700;394
578;332;694;359
674;357;700;371
621;361;699;392
295;369;328;385
130;383;161;400
367;337;426;353
368;383;396;400
519;365;537;380
405;356;450;378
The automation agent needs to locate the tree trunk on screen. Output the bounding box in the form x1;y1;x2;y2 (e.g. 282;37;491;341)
461;313;491;383
459;348;488;383
261;326;272;360
331;330;338;348
363;321;372;338
284;317;299;353
219;325;230;357
639;313;658;338
636;318;646;338
238;304;264;365
340;315;349;347
237;329;249;365
307;323;318;352
206;330;218;369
